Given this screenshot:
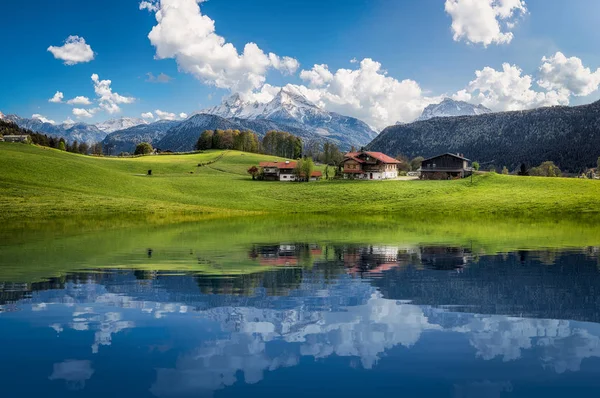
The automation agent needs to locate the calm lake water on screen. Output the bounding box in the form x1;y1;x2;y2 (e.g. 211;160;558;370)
1;217;600;397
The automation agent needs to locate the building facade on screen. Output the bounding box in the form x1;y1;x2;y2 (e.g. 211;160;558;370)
259;161;322;182
2;135;30;143
342;151;400;180
420;153;472;180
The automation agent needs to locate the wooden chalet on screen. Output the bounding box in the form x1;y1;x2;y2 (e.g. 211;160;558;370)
420;153;472;180
342;151;400;180
259;161;297;181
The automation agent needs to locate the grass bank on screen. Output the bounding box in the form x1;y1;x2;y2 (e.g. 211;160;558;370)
1;143;600;222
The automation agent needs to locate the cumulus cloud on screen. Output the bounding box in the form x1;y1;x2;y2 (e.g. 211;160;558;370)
299;64;333;88
91;74;135;114
155;109;178;120
268;54;300;75
294;59;438;129
72;108;97;119
48;91;64;103
141;112;155;120
179;112;188;119
538;52;600;97
461;62;570;111
47;36;95;65
444;0;527;46
63;117;76;125
141;0;299;93
139;0;159;12
32;114;56;124
146;72;173;83
67;96;92;106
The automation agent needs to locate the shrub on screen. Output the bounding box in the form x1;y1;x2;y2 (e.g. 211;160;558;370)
134;142;153;155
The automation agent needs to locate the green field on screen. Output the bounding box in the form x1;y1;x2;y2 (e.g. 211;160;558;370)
1;142;600;222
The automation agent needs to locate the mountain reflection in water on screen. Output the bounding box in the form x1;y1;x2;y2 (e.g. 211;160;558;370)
1;243;600;398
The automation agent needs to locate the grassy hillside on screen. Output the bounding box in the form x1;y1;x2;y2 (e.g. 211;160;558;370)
1;142;600;222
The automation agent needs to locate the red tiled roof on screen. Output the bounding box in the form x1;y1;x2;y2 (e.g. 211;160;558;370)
259;161;297;169
344;151;401;164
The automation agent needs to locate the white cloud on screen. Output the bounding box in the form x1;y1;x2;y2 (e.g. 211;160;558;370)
32;114;56;124
268;54;300;75
48;91;64;103
179;112;188;119
91;74;135;114
63;117;76;125
155;109;178;120
72;108;97;119
538;52;600;97
47;36;95;65
67;96;92;106
141;112;155;120
461;63;569;111
293;59;438;129
299;64;333;88
141;0;299;93
444;0;527;46
139;0;159;12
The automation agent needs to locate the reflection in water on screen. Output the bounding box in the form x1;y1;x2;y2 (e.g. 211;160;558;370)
1;243;600;397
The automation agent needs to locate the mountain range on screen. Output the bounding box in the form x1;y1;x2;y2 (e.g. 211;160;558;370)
200;87;378;149
367;100;600;173
2;87;379;153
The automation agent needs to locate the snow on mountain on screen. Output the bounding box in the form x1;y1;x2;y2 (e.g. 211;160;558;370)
95;117;148;133
3;114;106;144
416;98;492;121
201;87;378;149
0;111;4;120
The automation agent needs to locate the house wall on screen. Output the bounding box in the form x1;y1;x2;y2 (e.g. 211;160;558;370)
423;155;464;169
279;173;296;181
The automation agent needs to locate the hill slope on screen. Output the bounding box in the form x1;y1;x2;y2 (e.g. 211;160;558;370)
2;143;600;222
368;100;600;173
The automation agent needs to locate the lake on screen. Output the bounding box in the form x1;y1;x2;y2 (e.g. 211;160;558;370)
1;216;600;397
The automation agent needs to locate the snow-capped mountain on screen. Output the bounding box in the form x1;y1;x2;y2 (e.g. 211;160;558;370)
416;98;492;121
95;117;148;133
3;114;107;144
201;87;378;149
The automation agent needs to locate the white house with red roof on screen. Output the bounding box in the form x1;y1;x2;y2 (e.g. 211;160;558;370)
342;151;401;180
258;161;323;182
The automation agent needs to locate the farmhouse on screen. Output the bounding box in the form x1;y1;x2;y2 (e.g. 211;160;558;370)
342;151;400;180
260;161;297;181
2;135;30;143
420;153;472;180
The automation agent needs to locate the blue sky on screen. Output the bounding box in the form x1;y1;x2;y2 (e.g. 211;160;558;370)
2;0;600;129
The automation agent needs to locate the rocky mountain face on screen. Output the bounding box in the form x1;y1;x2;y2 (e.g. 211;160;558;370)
367;100;600;173
416;98;492;121
155;114;313;152
102;120;181;154
201;87;378;149
1;114;106;144
95;117;148;133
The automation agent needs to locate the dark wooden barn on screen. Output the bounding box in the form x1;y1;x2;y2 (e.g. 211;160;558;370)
420;153;472;180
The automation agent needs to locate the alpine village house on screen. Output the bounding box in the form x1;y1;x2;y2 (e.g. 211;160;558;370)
420;153;473;180
259;161;323;182
342;151;401;180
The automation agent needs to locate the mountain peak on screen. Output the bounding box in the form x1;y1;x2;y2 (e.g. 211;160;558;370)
417;98;492;121
96;117;148;133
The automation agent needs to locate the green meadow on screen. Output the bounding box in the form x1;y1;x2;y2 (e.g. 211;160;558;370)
1;142;600;223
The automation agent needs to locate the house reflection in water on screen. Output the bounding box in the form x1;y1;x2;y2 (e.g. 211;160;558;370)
248;243;472;277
